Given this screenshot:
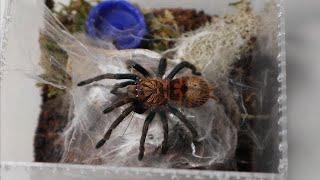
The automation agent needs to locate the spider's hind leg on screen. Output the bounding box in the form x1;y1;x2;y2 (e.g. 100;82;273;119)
166;105;199;142
138;111;156;160
159;110;169;154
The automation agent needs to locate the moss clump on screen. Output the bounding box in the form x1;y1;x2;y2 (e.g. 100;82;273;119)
174;0;258;72
56;0;92;33
39;0;92;98
142;8;211;52
38;35;70;98
45;0;55;10
142;10;180;52
224;0;258;54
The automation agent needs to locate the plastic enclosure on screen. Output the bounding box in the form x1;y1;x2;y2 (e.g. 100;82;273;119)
0;0;287;179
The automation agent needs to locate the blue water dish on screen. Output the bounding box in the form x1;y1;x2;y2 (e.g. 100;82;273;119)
86;0;147;49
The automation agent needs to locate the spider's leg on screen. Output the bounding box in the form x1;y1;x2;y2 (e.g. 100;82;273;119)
110;81;136;95
166;61;201;80
103;97;135;114
158;110;168;154
96;105;134;149
138;111;156;160
126;60;151;77
157;57;167;78
77;73;139;86
166;104;199;141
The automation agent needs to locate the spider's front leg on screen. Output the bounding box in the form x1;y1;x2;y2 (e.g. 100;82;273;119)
138;111;156;160
77;73;139;86
96;105;135;149
126;60;151;77
157;57;167;78
103;97;135;114
166;61;201;80
110;81;136;95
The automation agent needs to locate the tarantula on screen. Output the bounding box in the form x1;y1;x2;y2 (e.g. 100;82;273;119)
77;58;216;160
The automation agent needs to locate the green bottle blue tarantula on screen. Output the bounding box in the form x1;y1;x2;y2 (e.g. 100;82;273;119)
77;58;217;160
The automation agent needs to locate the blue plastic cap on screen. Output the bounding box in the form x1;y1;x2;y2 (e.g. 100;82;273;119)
86;0;147;49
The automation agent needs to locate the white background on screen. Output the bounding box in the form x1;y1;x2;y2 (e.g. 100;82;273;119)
1;0;320;179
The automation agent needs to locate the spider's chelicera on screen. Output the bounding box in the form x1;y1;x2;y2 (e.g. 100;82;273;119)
77;58;216;160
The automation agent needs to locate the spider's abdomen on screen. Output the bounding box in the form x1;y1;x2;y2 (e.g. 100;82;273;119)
169;76;210;108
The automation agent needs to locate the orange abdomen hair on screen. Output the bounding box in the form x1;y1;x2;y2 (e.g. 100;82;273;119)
169;76;211;108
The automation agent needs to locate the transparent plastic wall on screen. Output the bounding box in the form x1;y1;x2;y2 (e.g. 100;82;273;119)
0;0;287;179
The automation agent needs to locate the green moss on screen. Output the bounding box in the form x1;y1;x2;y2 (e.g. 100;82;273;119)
143;10;181;52
38;0;93;98
142;8;212;52
56;0;92;33
38;35;69;98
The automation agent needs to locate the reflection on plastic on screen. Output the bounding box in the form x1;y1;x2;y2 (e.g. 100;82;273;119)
1;162;282;180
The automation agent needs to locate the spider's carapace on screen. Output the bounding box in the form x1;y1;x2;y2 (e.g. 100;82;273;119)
129;76;212;108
